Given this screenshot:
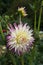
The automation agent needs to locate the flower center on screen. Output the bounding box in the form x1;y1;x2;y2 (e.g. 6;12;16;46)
15;31;28;44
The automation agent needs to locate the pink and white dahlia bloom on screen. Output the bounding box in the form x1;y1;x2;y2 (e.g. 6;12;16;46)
7;22;34;55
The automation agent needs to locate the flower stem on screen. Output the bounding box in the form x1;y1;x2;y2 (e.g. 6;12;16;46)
34;11;36;32
21;55;24;65
38;0;43;32
19;14;22;23
9;53;16;65
0;22;5;41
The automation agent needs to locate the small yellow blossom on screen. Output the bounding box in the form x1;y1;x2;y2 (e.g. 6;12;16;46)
18;7;28;16
0;45;6;56
2;46;6;50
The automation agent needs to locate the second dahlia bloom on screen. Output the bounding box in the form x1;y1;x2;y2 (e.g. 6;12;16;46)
7;22;34;55
18;7;28;16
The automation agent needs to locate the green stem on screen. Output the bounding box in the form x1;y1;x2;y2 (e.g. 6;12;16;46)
21;55;24;65
34;11;36;32
38;1;43;32
19;14;21;23
28;46;37;65
28;53;34;65
29;60;34;65
0;22;5;41
10;53;16;65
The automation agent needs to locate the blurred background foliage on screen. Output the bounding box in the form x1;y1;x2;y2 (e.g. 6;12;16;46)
0;0;43;65
0;0;43;30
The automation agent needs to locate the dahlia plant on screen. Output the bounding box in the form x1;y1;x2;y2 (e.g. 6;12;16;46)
0;1;42;64
6;7;34;65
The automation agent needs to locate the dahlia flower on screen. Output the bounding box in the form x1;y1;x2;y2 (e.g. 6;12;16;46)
18;7;28;16
7;22;34;55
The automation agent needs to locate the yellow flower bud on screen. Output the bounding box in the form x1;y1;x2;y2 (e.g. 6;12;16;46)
18;7;28;16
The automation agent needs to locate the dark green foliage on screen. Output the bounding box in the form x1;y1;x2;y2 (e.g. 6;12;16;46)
0;0;43;65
